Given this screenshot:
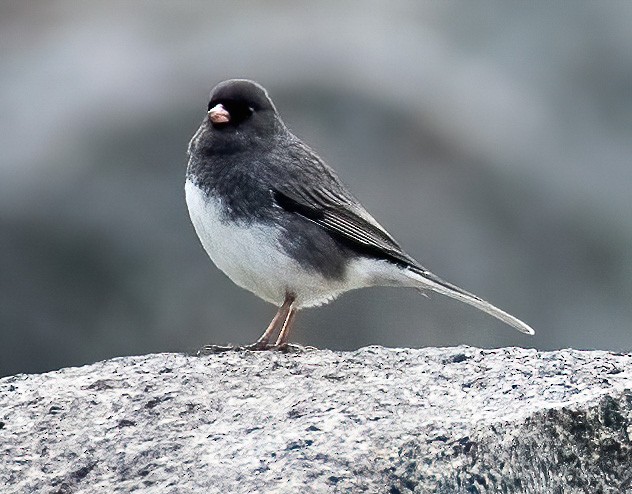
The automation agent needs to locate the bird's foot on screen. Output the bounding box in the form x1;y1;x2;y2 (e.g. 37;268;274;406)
196;342;317;355
267;343;318;353
196;344;242;355
196;341;272;354
242;340;273;351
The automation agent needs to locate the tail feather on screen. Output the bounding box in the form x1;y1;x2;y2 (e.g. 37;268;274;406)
406;266;535;335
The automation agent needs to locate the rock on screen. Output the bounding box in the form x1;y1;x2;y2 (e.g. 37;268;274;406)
1;346;631;493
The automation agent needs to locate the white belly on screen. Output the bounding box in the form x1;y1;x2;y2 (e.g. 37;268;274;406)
185;180;374;308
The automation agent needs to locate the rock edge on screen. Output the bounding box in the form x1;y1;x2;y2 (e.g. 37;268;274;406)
1;346;631;493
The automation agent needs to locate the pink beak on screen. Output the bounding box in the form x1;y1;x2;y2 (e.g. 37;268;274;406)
208;104;230;124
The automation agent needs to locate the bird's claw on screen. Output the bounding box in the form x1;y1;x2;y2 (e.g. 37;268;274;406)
196;342;317;355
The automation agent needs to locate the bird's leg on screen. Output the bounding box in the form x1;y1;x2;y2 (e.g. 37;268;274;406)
247;294;294;350
272;303;297;350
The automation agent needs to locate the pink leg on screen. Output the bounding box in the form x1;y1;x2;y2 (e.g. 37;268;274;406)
273;304;297;348
248;294;294;350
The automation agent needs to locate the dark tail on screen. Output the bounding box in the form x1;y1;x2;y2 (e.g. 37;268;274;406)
405;266;535;335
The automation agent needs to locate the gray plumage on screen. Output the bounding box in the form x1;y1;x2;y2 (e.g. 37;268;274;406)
186;79;534;348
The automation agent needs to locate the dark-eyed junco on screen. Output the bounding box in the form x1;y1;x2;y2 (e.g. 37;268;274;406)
186;79;534;349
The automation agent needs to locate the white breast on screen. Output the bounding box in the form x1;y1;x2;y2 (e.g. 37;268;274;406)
185;180;388;308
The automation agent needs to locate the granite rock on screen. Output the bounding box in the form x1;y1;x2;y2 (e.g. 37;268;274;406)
1;346;631;493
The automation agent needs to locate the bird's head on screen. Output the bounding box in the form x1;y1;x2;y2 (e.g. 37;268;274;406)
190;79;285;156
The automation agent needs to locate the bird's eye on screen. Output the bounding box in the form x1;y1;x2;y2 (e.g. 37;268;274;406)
227;102;254;123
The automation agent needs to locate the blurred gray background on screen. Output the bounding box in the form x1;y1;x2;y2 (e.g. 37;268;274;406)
1;1;631;377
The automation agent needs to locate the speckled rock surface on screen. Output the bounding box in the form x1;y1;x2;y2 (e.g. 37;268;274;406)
1;346;631;493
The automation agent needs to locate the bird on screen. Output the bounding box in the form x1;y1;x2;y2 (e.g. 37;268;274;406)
185;79;534;350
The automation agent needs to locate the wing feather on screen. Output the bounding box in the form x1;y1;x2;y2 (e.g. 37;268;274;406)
272;186;418;268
